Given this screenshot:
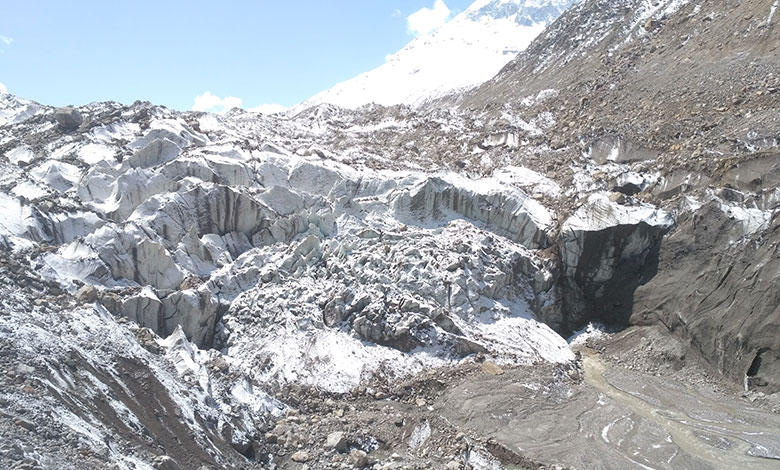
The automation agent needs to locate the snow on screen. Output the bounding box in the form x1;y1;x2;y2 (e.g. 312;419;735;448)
0;193;31;238
717;201;771;236
230;377;285;416
568;322;609;346
29;160;83;192
7;145;36;165
627;0;690;41
467;449;504;470
297;0;575;110
11;181;48;200
90;120;140;143
229;311;450;393
78;143;116;164
769;0;779;23
563;193;674;232
493;165;562;197
467;302;574;363
0;93;44;126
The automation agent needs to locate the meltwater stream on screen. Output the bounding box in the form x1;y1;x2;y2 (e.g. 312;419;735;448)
582;351;780;469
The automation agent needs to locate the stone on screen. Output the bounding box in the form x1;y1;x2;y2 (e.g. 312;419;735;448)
325;431;349;452
14;417;36;432
75;284;98;303
152;456;181;470
53;107;83;131
347;449;369;468
291;450;310;462
480;361;505;376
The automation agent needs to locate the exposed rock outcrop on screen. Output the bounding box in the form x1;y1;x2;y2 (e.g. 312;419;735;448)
632;201;780;393
53;106;83;131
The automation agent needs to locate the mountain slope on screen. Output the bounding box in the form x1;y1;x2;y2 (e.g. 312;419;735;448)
458;0;780;392
298;0;577;110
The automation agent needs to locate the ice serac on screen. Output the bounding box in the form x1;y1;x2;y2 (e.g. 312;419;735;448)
554;194;673;332
127;137;181;168
392;175;552;248
297;0;577;110
0;101;577;387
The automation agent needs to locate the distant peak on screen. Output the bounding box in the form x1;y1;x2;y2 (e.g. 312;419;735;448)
466;0;577;26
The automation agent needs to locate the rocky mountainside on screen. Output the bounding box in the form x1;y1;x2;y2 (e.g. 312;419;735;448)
455;0;780;392
298;0;577;110
1;0;779;469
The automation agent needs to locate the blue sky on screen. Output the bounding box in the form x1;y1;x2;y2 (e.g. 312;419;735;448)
0;0;474;111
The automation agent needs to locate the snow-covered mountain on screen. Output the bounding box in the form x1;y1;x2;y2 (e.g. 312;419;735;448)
297;0;577;110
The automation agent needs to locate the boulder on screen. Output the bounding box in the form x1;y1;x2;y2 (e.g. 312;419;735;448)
152;456;181;470
325;431;349;452
75;284;98;303
347;449;369;468
53;107;83;131
290;450;310;463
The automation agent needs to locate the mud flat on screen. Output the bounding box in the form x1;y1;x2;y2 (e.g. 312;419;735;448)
437;326;780;469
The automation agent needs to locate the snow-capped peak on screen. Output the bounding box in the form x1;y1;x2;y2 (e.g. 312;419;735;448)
466;0;576;24
295;0;577;112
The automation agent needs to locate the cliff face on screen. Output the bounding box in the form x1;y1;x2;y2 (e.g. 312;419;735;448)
633;201;780;393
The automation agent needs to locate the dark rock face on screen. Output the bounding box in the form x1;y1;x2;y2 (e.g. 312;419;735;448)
557;222;667;333
53;107;83;131
632;203;780;393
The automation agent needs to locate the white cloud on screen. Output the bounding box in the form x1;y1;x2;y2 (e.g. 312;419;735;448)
248;103;287;115
0;35;12;46
0;81;6;94
192;91;243;113
407;0;451;36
